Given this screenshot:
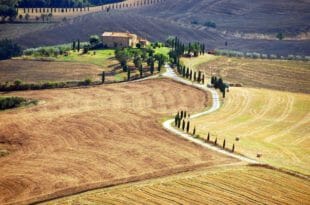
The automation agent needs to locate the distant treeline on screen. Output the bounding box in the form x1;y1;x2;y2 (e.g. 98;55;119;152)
18;0;124;8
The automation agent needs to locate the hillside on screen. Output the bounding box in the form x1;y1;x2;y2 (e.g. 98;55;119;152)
43;165;310;205
6;0;309;55
0;79;238;205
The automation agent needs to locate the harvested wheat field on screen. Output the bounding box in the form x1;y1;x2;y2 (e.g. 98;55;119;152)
182;55;310;93
42;165;310;205
0;59;103;83
0;79;238;205
191;87;310;175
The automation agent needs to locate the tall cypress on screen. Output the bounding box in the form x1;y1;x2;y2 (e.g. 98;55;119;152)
207;132;210;141
77;40;80;52
232;144;235;152
139;64;143;78
182;120;185;131
186;121;190;133
127;67;131;81
193;127;196;135
101;71;105;84
223;139;226;149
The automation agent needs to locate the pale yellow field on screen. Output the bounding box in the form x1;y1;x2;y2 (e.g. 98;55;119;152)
191;87;310;175
43;165;310;205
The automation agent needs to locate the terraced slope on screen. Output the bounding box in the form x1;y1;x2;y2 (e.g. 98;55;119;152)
191;87;310;175
0;79;237;205
42;165;310;205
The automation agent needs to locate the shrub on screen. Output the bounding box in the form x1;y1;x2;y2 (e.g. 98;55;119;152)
0;39;21;60
83;78;92;85
204;21;216;28
0;96;27;110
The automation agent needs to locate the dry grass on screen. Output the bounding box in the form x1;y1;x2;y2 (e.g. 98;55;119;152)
191;87;310;175
183;55;310;93
42;165;310;205
0;59;104;83
0;79;237;205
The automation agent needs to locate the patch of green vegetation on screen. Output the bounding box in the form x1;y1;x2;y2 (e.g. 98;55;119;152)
56;49;115;66
154;47;170;56
0;96;37;110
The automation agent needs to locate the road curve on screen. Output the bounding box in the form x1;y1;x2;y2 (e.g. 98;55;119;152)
162;65;259;164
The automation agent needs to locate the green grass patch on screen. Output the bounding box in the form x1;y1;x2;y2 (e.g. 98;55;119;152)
56;49;115;67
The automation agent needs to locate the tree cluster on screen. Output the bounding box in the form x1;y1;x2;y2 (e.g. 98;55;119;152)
0;39;21;60
175;110;192;133
0;0;18;22
211;76;229;98
167;36;205;64
115;46;168;81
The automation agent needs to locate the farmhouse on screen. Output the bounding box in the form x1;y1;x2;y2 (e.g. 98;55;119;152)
102;32;149;48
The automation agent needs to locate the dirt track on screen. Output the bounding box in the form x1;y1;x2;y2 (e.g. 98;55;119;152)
0;79;237;205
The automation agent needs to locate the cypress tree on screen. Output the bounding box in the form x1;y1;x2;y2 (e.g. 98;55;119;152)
175;114;178;126
127;67;131;81
198;71;201;83
186;121;190;133
139;65;143;78
72;41;76;51
186;68;189;78
184;111;187;118
182;120;185;131
202;74;205;84
101;71;105;84
190;70;193;81
232;144;235;152
193;126;196;135
77;40;80;52
223;139;226;149
194;72;197;82
180;110;183;119
214;138;217;145
177;117;181;128
207;132;210;141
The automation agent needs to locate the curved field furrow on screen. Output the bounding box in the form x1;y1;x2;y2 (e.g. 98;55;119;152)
192;87;310;174
44;166;310;204
0;79;237;205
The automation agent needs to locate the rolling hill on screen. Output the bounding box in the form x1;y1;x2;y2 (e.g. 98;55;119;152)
7;0;310;55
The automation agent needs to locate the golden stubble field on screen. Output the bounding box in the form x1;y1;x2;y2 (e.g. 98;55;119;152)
192;87;310;175
0;79;238;205
44;165;310;205
182;55;310;93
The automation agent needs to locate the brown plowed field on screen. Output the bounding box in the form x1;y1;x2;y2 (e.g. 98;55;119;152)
0;79;237;205
0;59;103;83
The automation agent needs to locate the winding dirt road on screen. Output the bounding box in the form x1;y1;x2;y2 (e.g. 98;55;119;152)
162;65;259;164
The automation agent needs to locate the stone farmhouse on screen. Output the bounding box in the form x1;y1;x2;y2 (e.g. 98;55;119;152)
102;32;149;48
